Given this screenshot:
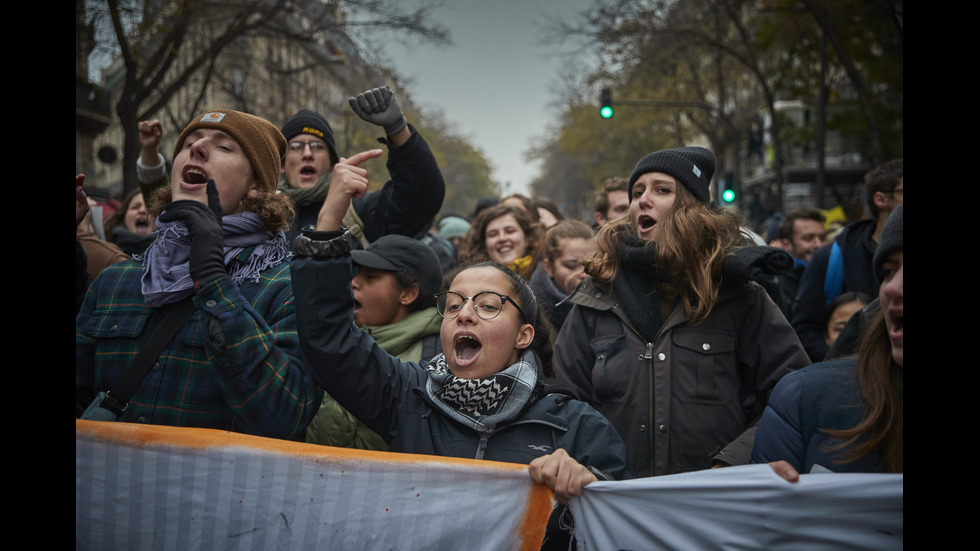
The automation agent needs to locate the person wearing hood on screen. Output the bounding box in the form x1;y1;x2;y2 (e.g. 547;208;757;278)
553;146;810;478
277;86;445;251
291;159;629;548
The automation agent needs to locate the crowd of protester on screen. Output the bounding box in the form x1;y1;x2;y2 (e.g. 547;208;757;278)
76;86;903;548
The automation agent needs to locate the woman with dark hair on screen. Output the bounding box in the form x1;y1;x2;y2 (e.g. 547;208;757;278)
752;205;903;473
822;291;873;348
291;169;628;547
104;188;156;256
553;146;810;478
458;204;542;278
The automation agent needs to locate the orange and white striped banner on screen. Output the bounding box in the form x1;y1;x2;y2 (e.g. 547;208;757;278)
76;420;553;550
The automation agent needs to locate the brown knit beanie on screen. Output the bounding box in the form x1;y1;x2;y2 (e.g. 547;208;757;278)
173;110;287;195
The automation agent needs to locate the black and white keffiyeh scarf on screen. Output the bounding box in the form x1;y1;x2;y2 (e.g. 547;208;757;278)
424;351;538;434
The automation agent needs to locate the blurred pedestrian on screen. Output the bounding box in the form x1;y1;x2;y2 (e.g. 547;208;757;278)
791;160;903;361
528;219;593;330
458;204;542;278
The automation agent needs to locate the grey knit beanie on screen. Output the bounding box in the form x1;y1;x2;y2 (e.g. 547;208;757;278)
628;146;715;204
281;109;340;165
873;204;903;283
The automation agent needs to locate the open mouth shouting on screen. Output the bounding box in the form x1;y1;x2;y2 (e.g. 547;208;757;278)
453;332;483;368
181;165;209;191
636;213;657;238
887;307;903;342
132;215;152;234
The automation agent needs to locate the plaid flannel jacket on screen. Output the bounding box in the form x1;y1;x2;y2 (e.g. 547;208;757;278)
76;258;321;439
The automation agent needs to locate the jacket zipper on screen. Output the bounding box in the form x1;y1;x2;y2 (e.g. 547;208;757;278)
474;415;569;460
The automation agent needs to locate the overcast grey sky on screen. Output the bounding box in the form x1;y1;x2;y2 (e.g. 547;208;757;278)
379;0;596;197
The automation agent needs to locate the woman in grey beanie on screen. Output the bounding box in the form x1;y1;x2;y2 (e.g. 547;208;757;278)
553;146;810;478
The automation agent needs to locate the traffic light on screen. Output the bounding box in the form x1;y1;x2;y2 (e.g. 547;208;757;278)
600;88;613;118
720;173;737;203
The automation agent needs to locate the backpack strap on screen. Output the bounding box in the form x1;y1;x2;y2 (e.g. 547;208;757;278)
823;241;844;305
342;204;371;249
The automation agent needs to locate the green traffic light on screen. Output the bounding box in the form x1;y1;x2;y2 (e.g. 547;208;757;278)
722;189;736;202
600;106;613;118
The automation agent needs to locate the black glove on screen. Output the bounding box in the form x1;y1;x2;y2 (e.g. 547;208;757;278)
159;180;227;290
348;86;407;136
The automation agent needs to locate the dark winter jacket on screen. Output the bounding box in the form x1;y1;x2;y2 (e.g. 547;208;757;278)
285;126;445;250
290;230;629;477
554;246;810;478
751;358;887;473
791;219;879;362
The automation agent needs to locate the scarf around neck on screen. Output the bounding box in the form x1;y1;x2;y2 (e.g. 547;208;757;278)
506;255;533;278
613;232;671;340
424;350;539;434
277;172;331;206
140;211;291;307
111;225;156;257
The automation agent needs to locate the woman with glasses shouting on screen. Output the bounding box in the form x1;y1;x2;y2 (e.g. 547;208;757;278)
291;153;629;547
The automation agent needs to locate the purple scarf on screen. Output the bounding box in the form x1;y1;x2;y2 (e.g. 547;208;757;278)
140;211;291;307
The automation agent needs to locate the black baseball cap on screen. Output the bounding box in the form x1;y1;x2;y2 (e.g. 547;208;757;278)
351;235;443;291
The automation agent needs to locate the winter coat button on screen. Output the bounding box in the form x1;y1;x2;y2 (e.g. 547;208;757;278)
151;361;160;371
657;424;667;433
206;299;217;308
702;343;711;351
639;424;646;432
657;353;666;361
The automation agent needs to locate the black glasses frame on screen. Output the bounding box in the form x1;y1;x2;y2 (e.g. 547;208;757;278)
434;291;528;322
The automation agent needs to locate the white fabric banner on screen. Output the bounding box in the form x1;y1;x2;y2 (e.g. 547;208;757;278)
75;420;553;551
570;464;903;551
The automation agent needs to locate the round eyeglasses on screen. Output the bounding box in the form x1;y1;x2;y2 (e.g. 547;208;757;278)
434;291;528;322
286;140;329;155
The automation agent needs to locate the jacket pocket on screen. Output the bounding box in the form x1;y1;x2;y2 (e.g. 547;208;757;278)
671;329;736;405
589;334;632;403
83;310;151;339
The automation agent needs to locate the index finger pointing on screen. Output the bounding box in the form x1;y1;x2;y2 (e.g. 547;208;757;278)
338;149;384;167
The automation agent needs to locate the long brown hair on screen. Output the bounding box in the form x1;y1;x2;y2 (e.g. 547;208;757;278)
825;310;904;472
583;185;744;323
